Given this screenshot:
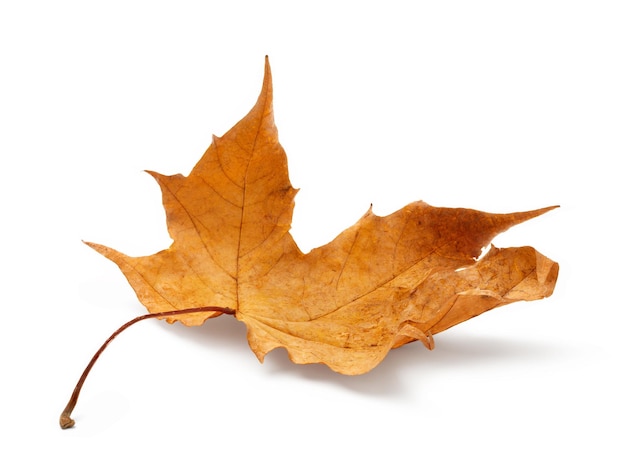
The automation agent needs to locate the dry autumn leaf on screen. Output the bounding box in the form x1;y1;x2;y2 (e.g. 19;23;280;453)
61;57;558;428
89;56;559;372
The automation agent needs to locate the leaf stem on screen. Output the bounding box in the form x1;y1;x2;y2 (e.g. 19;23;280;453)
59;306;236;429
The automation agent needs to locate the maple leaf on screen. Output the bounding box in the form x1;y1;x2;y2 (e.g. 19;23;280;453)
85;57;558;376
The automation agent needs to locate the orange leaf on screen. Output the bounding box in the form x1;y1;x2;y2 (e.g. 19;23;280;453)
86;57;558;375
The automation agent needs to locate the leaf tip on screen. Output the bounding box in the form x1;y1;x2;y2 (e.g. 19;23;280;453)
82;239;96;249
144;169;161;180
526;204;560;221
263;55;272;87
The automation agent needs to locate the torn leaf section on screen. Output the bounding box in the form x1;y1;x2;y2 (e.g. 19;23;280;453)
393;246;559;349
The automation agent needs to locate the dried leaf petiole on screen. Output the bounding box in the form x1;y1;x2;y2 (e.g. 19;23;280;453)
59;306;235;429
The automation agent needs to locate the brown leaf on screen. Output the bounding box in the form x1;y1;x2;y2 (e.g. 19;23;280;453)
86;57;558;375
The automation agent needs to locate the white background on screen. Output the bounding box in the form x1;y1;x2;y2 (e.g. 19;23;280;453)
1;1;624;460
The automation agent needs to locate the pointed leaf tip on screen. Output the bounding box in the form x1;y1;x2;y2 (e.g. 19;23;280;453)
263;55;272;91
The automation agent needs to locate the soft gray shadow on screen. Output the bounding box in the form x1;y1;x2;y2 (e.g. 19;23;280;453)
156;315;409;396
261;346;408;396
155;316;568;398
421;332;567;364
260;331;566;395
155;313;251;355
